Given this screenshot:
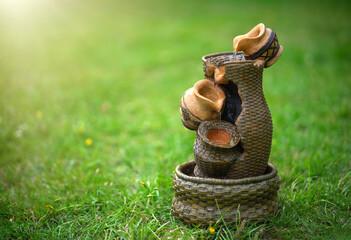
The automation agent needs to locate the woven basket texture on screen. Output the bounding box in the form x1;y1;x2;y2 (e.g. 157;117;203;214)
202;52;273;179
246;31;280;67
180;96;201;130
172;161;280;225
193;121;240;178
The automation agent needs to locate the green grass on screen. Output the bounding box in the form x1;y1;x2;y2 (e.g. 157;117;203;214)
0;0;351;239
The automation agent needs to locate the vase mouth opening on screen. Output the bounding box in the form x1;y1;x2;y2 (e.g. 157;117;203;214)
202;52;256;68
197;84;218;102
198;120;240;148
207;129;231;145
244;23;266;39
193;80;225;112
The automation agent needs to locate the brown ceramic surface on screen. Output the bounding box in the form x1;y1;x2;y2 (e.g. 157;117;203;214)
180;79;225;130
207;129;231;145
233;23;283;68
234;23;270;55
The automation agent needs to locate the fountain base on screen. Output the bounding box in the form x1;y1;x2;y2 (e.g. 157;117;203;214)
171;161;280;225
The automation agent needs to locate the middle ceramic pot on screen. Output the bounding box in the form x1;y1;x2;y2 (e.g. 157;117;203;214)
180;79;225;130
194;120;240;178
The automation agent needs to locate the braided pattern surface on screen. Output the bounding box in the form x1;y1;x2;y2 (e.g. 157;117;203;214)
172;161;280;225
194;138;239;178
246;31;280;63
180;98;201;130
193;121;240;178
202;52;273;179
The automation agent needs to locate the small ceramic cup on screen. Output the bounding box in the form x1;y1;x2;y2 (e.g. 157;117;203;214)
193;120;240;178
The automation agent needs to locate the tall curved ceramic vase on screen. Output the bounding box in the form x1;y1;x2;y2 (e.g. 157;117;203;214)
203;52;273;179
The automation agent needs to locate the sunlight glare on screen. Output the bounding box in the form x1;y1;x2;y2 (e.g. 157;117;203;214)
0;0;50;22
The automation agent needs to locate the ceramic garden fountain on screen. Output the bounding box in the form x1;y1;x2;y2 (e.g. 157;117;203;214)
172;23;283;225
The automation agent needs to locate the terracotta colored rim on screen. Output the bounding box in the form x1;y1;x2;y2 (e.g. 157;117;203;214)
198;120;240;148
175;160;277;185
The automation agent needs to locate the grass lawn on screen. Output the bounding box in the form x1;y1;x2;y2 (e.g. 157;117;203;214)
0;0;351;239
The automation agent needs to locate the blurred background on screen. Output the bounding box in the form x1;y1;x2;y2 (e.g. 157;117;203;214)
0;0;350;238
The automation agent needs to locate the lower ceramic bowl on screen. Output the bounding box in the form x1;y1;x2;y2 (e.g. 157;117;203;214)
194;120;240;178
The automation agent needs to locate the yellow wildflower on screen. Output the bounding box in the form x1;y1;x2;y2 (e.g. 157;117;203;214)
36;111;42;119
140;181;145;185
45;204;53;209
85;138;92;146
209;226;215;234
